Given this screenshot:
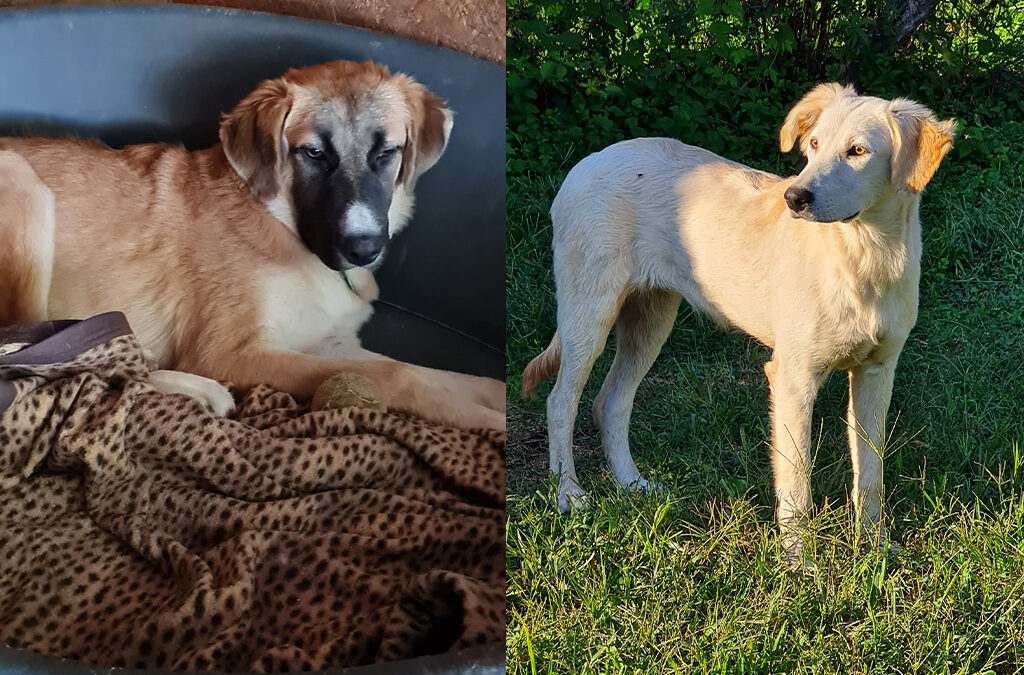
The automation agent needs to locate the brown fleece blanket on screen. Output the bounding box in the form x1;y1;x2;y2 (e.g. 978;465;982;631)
0;313;505;672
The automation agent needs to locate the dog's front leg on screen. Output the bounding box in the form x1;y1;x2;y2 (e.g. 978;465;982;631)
304;335;386;362
847;359;898;551
204;350;504;431
765;358;825;569
147;370;236;416
306;336;506;423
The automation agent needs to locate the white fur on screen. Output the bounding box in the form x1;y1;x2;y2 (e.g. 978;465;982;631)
148;369;235;416
265;193;297;234
261;258;375;354
387;184;415;237
345;201;378;235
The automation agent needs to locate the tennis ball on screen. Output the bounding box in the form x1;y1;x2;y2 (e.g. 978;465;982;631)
311;372;386;412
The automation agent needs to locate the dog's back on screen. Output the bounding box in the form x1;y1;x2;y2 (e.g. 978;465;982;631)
550;138;711;236
549;138;778;332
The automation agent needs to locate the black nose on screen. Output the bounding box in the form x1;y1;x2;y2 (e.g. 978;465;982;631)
784;186;814;213
340;234;385;267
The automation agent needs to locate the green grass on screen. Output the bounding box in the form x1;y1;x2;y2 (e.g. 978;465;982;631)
506;121;1024;673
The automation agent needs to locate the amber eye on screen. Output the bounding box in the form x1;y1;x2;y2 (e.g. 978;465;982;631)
849;145;866;156
809;138;819;150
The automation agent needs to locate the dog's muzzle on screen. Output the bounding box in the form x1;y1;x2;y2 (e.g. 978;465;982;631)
340;234;385;267
784;185;814;216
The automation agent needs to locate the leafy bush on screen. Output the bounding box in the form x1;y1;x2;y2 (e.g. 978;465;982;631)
507;0;1024;178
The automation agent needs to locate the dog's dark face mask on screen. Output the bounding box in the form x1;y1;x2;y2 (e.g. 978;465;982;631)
290;126;401;271
219;61;453;273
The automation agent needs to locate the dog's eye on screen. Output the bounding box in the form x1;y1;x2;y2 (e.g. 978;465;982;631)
809;138;819;150
848;145;867;156
370;146;400;172
375;147;399;164
302;146;324;160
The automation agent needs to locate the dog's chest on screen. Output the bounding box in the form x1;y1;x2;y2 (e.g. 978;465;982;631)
828;285;915;370
260;263;372;353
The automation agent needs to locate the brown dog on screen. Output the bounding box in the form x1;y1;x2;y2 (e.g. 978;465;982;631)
0;60;504;430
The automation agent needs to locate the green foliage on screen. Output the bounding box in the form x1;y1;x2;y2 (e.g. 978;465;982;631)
508;0;1024;178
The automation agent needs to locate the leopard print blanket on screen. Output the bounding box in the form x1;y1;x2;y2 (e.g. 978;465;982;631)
0;313;505;672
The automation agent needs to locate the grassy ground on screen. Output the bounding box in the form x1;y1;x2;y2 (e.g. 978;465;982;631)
506;120;1024;673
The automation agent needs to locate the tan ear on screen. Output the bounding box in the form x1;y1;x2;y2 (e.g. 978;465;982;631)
888;100;957;193
219;78;293;202
779;83;854;153
396;78;453;191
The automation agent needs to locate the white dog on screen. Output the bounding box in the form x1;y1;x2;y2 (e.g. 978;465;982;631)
522;83;955;567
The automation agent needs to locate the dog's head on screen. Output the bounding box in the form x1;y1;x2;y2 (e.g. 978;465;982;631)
219;60;452;271
779;83;956;223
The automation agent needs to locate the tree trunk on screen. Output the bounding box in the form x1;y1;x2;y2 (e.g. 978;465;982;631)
841;0;941;85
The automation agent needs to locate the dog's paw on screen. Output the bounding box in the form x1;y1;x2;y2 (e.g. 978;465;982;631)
482;377;507;413
627;477;666;495
783;548;817;574
345;268;379;302
781;541;817;574
460;404;506;432
148;370;235;417
557;482;589;513
198;381;237;417
609;458;663;494
864;530;903;555
781;536;817;574
859;520;902;554
883;539;903;554
410;367;506;420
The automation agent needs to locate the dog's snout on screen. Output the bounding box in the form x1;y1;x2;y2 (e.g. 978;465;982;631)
784;186;814;213
340;234;385;267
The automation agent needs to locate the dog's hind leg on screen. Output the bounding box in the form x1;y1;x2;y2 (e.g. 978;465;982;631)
0;151;54;326
547;284;628;513
593;288;681;492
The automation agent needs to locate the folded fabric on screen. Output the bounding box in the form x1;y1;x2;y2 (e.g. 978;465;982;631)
0;313;505;671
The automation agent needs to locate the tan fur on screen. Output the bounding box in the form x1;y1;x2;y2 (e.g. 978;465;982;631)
0;60;503;431
0;152;53;325
533;84;955;565
220;78;294;202
521;330;561;398
887;100;958;193
779;83;853;153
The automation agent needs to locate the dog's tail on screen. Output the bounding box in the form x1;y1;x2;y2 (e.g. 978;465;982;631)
521;330;561;398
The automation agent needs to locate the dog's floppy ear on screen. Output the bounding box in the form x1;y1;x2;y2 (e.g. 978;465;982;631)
888;100;957;193
396;77;453;192
220;78;294;202
779;83;854;153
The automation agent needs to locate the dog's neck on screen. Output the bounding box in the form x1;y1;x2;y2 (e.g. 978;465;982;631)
264;193;298;233
858;188;918;241
835;189;921;292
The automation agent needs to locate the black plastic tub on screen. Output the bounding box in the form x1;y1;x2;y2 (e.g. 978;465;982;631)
0;4;505;674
